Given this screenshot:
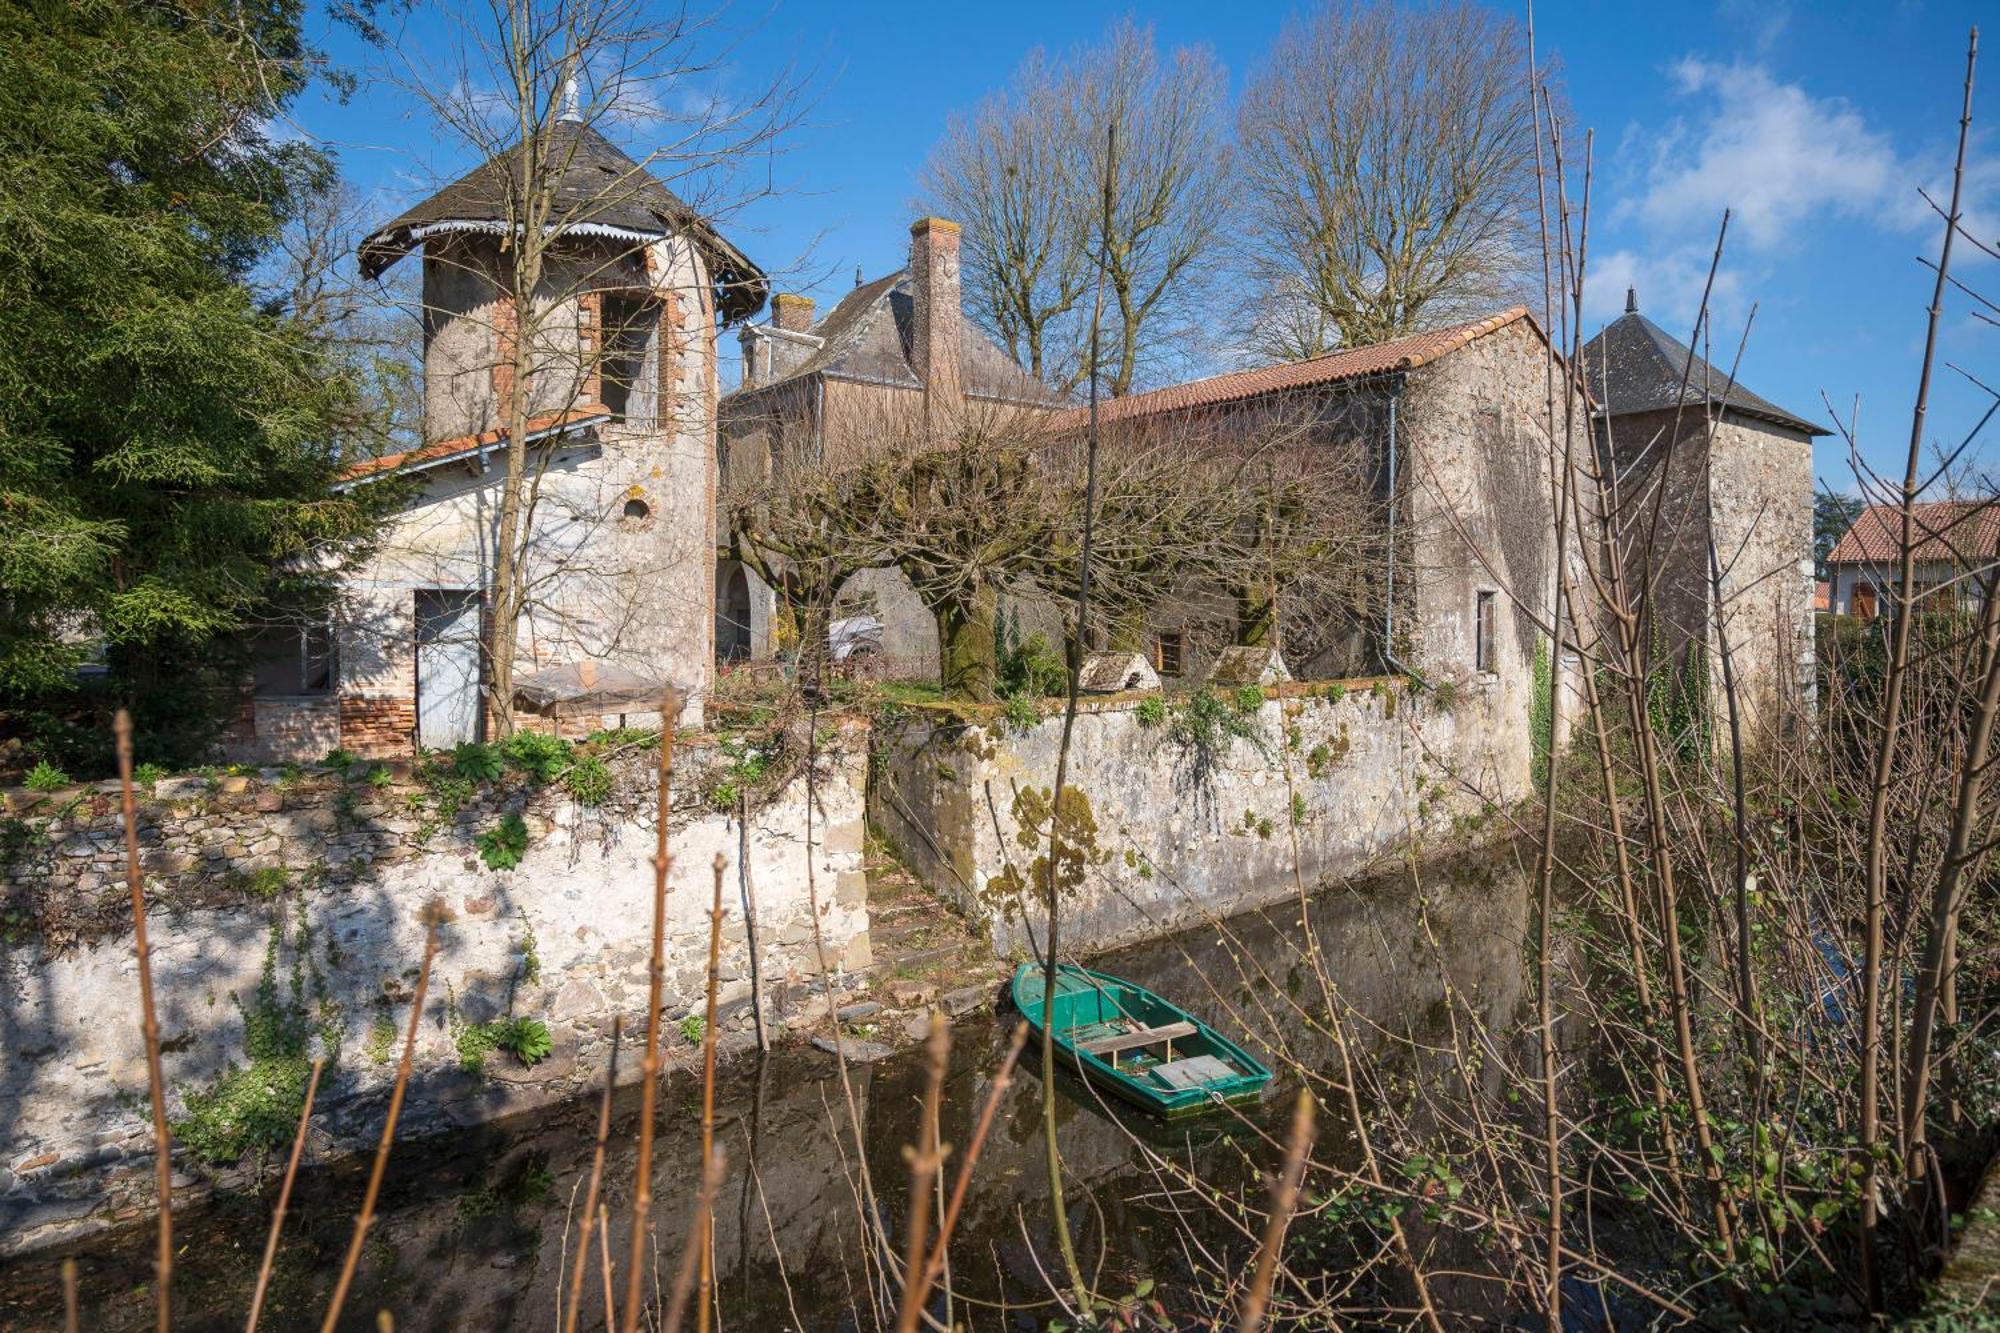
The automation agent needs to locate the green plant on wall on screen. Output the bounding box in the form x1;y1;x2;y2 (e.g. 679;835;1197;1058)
564;754;612;805
175;920;336;1166
477;811;530;871
455;1014;553;1074
500;731;572;782
1529;636;1554;789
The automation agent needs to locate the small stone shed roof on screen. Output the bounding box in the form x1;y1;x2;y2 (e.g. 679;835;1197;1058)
727;271;1059;405
338;406;609;484
359;120;768;324
1580;295;1827;436
1052;307;1536;429
1827;500;2000;566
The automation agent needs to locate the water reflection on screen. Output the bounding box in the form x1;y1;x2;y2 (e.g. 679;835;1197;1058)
0;852;1529;1330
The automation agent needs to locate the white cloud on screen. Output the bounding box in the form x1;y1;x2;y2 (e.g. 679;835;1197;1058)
1626;59;1899;249
1583;246;1749;340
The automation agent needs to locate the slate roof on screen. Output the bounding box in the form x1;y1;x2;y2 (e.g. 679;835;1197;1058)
727;271;1059;405
1050;307;1536;429
1826;500;2000;565
1580;297;1826;436
358;120;767;323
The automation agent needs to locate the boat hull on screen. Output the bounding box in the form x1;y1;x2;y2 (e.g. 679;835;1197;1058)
1009;962;1273;1118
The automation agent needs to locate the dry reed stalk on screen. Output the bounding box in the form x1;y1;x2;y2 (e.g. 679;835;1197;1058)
892;1014;952;1333
662;1147;728;1333
245;1056;325;1332
598;1205;617;1329
698;852;727;1333
1236;1089;1318;1333
621;696;677;1333
61;1257;78;1333
320;923;440;1333
113;709;173;1333
562;1018;623;1333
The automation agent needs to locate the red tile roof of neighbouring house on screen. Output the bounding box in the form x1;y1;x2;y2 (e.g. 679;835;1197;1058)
1050;307;1540;428
1826;500;2000;565
339;406;611;483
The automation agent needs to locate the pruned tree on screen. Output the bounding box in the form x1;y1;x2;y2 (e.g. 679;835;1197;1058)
1236;0;1540;358
918;19;1230;397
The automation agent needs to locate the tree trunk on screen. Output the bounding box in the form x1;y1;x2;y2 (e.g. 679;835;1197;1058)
936;586;999;701
794;596;833;694
1236;580;1278;648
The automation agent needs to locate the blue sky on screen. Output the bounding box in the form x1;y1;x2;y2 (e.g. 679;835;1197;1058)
300;1;1995;491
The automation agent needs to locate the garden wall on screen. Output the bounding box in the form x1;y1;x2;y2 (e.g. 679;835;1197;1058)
872;679;1530;956
0;728;871;1256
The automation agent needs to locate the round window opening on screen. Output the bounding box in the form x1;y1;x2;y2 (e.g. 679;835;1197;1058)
622;497;652;523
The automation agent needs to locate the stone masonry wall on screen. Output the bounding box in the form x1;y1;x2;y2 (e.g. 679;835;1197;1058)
0;727;871;1255
873;681;1523;955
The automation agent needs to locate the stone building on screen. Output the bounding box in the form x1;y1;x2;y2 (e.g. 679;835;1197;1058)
1824;500;2000;616
224;117;766;761
1052;307;1580;782
715;217;1059;674
1582;290;1823;740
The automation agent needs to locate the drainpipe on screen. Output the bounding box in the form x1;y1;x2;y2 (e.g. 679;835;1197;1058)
1381;374;1422;683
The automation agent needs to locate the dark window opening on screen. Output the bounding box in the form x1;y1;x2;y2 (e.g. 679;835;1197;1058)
599;294;653;422
1475;591;1497;673
251;622;336;697
1155;630;1185;677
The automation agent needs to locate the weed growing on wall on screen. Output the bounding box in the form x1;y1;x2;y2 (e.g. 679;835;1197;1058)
500;731;571;781
476;811;529;871
1135;696;1167;727
564;754;612;805
175;918;338;1167
1529;638;1554;789
453;1014;553;1074
24;761;67;792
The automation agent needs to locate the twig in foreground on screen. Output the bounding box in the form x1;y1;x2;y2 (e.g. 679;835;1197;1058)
114;709;173;1333
246;1056;324;1333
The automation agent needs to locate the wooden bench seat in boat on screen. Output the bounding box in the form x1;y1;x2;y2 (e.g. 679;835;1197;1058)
1075;1021;1198;1056
1151;1055;1239;1091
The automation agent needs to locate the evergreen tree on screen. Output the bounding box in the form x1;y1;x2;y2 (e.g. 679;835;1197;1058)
0;0;383;766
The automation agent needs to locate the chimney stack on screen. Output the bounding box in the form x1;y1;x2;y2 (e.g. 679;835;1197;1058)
772;293;815;333
908;217;962;408
738;325;765;390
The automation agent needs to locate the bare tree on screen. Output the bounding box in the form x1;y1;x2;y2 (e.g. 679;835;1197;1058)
1236;0;1539;358
918;20;1229;397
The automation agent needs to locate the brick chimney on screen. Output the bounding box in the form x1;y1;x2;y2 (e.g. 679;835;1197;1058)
908;217;962;407
771;293;815;333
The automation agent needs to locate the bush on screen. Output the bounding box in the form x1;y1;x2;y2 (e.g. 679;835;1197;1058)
1135;696;1168;727
564;754;613;806
133;761;167;788
23;760;68;792
1233;685;1266;714
476;811;530;871
1000;629;1067;699
321;748;357;773
501;731;572;782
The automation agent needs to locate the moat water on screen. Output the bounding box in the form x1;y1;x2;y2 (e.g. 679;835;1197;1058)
0;853;1532;1330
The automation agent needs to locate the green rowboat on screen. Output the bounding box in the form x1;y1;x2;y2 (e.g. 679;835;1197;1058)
1010;962;1273;1118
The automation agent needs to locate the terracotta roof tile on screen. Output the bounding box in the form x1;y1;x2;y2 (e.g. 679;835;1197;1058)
1826;500;2000;565
340;406;610;482
1051;307;1535;428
